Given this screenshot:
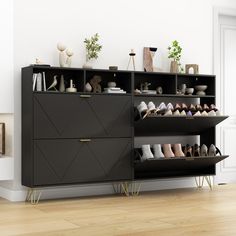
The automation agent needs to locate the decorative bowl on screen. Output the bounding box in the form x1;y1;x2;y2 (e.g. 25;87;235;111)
186;87;194;95
108;81;116;88
194;85;208;95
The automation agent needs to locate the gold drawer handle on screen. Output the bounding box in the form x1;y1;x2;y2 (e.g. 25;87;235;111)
80;95;91;98
80;139;91;142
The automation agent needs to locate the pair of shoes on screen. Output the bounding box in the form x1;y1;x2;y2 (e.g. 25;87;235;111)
137;101;156;119
141;144;164;160
163;144;185;158
156;102;174;114
193;110;221;116
184;144;201;157
200;144;222;156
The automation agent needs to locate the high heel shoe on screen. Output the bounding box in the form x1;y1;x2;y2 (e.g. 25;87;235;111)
173;110;180;116
193;144;200;156
184;144;192;157
193;111;201;116
201;111;208;116
156;102;167;115
173;144;185;157
137;101;148;119
166;103;174;111
200;144;208;156
208;110;216;116
208;144;222;156
174;103;181;111
210;104;218;111
163;144;175;158
164;109;173;116
181;103;188;111
180;110;187;116
189;104;196;112
141;144;154;161
187;111;192;116
195;104;203;111
153;144;164;159
203;104;210;111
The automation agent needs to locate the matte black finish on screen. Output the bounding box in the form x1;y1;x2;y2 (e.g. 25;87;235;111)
22;66;229;188
134;116;228;136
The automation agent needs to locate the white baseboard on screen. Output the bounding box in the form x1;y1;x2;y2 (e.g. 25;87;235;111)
0;178;199;202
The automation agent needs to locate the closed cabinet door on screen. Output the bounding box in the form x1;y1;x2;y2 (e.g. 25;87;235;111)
34;94;132;139
33;138;132;186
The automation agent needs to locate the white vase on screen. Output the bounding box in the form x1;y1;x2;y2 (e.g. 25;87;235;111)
83;58;95;69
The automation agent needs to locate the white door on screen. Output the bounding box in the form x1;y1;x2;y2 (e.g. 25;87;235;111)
215;13;236;183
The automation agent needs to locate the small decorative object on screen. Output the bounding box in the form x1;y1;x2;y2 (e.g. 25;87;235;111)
179;83;187;95
85;82;92;92
195;85;207;95
134;89;141;94
59;75;65;92
66;79;77;92
107;81;116;88
127;49;136;70
143;47;158;72
156;86;163;94
140;82;151;91
47;75;58;91
57;43;74;67
0;123;5;155
83;33;102;68
90;75;102;93
109;66;118;70
185;64;199;74
168;40;184;73
186;87;194;95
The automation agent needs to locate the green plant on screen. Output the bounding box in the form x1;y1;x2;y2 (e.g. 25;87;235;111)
84;33;102;61
167;40;184;72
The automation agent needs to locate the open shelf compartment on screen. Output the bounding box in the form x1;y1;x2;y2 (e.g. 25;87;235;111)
134;155;228;179
135;116;228;136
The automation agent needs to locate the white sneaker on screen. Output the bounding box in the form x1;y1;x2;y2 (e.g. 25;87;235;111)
193;111;201;116
173;110;180;116
153;144;164;158
137;101;148;119
141;144;154;161
208;110;216;116
201;111;208;116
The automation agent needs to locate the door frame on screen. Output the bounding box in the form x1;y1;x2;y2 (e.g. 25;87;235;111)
213;7;236;183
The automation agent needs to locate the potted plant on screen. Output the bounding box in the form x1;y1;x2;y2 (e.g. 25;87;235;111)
83;33;102;68
167;40;184;73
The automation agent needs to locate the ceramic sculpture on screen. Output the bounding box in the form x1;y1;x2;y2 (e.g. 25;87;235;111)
57;43;74;67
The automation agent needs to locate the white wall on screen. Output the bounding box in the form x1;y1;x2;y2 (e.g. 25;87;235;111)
5;0;236;201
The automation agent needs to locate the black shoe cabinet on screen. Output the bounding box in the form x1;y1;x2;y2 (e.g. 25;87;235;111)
22;66;228;188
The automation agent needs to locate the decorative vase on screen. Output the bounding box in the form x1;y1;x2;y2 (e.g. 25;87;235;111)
59;75;65;92
85;82;92;92
83;57;95;69
170;61;178;73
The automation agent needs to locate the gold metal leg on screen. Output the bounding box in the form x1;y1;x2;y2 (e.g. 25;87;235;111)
121;182;130;196
26;189;42;205
195;176;204;188
204;176;213;190
131;181;141;196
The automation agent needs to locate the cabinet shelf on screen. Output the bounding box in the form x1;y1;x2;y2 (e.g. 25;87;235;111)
134;94;215;98
134;155;228;179
135;116;229;136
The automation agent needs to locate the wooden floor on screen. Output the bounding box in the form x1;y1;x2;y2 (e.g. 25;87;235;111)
1;184;236;236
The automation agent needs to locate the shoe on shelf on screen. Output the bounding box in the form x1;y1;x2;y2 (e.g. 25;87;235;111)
174;103;181;111
193;111;201;116
184;144;192;157
173;110;180;116
208;110;216;116
173;144;185;157
216;110;221;116
166;103;174;111
180;110;187;116
201;111;208;116
137;101;148;119
141;144;154;161
153;144;164;159
193;144;200;156
210;104;218;111
208;144;222;156
200;144;208;156
156;102;167;114
187;111;193;116
195;104;203;111
164;109;173;116
189;104;196;112
181;103;188;111
163;144;175;158
147;101;156;114
203;104;210;111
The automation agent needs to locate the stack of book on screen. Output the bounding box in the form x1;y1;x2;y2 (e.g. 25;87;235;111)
103;87;126;94
32;72;47;91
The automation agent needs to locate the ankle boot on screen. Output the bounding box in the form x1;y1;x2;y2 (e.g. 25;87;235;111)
153;144;164;159
163;144;175;158
141;144;154;161
173;144;185;157
137;101;148;119
200;144;208;156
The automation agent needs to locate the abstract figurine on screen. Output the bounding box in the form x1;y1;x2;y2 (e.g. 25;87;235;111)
47;75;58;91
57;43;74;67
143;47;158;72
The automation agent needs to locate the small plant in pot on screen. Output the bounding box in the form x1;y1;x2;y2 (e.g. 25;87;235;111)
83;33;102;68
167;40;184;73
